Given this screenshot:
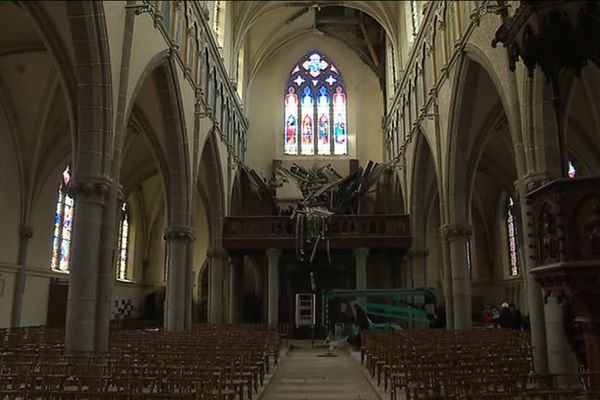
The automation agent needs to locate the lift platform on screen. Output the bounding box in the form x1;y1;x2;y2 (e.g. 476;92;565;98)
322;288;436;335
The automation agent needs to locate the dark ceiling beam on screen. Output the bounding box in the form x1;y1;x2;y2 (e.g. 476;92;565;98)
359;14;380;67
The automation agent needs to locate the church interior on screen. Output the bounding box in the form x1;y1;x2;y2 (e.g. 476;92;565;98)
1;0;600;398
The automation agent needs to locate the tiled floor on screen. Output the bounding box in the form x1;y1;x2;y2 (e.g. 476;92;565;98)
259;342;381;400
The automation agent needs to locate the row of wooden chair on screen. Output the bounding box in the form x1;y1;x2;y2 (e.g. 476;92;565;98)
361;329;600;400
0;324;284;400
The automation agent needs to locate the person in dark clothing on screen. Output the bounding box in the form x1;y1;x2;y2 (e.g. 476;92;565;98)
429;304;446;329
510;303;522;330
353;303;370;331
498;302;512;329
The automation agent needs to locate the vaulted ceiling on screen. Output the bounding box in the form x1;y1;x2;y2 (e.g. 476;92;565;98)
231;1;398;93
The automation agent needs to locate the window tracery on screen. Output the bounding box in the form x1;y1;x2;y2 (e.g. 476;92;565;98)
284;52;347;156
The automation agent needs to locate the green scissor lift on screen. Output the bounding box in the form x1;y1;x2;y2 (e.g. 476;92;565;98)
322;288;436;335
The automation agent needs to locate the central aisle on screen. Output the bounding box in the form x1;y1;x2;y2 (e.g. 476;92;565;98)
260;343;381;400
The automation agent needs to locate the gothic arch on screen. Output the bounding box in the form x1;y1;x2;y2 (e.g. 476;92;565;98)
411;131;440;248
198;130;225;248
124;52;193;230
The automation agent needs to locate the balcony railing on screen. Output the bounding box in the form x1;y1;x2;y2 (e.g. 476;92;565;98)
223;214;411;251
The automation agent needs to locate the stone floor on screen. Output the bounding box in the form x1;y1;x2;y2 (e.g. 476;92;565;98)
259;341;381;400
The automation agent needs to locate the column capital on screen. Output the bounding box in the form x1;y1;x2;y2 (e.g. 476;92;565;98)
517;172;554;193
66;175;115;205
164;227;195;243
353;247;369;260
440;224;472;241
265;248;282;261
18;224;33;239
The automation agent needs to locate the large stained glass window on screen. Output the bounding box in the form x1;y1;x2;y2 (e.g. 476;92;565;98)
116;202;130;281
284;52;348;155
506;196;519;276
51;165;74;272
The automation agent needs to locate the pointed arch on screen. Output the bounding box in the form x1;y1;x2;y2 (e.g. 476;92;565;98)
124;51;193;231
198;130;225;248
284;51;348;156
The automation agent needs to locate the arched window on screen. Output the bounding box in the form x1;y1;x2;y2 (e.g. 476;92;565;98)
410;1;420;37
568;160;577;178
51;165;74;272
284;52;348;156
116;202;130;281
162;1;171;33
212;0;226;48
506;196;519;276
466;238;472;278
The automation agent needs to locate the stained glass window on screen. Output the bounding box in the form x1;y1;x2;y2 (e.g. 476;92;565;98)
506;197;519;276
116;202;130;281
466;238;472;277
410;1;420;37
284;52;348;155
162;1;171;33
568;160;577;179
51;165;74;272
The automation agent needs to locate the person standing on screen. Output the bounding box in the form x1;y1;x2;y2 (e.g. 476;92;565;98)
509;303;522;330
498;302;512;329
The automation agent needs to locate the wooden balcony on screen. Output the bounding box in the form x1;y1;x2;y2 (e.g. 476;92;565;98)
222;214;411;252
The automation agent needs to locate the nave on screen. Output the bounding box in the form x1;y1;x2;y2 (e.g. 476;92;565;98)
2;323;600;399
260;341;379;400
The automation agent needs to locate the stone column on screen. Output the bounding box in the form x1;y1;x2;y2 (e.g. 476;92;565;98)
407;248;428;329
228;255;242;323
353;248;369;290
65;178;110;354
544;295;579;378
440;232;454;330
353;247;369;305
442;224;472;330
94;182;119;351
207;249;226;323
392;254;408;289
164;227;194;331
266;248;281;325
184;235;195;330
518;181;548;372
408;248;428;288
11;225;33;327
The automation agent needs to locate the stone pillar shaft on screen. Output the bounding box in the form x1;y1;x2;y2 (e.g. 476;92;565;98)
440;235;454;330
353;247;369;306
184;238;194;330
544;296;578;377
443;225;472;330
353;247;369;290
266;248;281;325
95;185;119;351
164;227;194;331
408;248;428;288
228;256;242;323
65;179;109;354
519;187;548;372
208;249;226;323
11;225;33;327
